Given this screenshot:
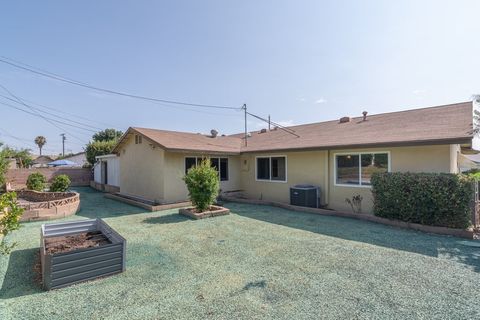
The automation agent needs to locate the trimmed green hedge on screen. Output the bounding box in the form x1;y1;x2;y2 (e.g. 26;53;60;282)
371;172;475;229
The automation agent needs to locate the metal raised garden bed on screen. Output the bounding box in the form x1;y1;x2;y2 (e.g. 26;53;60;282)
40;218;126;290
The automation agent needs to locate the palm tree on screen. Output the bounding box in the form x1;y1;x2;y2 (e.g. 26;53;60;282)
34;136;47;155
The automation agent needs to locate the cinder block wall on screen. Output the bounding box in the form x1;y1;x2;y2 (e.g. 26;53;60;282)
6;168;92;188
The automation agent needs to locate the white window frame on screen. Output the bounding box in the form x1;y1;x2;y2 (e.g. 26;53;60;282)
255;155;288;183
134;134;142;144
334;151;391;188
184;156;229;181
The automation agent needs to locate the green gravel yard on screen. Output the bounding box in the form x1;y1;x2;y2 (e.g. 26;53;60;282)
1;187;480;319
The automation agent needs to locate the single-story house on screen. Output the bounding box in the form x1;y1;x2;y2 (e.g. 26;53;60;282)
112;101;479;213
32;155;55;168
61;152;88;167
460;153;480;172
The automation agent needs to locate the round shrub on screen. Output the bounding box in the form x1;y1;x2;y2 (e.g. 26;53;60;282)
183;158;220;212
50;174;71;192
26;172;47;191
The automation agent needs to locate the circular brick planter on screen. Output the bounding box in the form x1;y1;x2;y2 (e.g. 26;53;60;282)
17;190;80;222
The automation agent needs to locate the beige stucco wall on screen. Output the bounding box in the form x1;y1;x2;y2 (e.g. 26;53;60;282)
328;144;456;213
163;153;242;203
118;135;165;202
239;151;328;204
238;144;457;214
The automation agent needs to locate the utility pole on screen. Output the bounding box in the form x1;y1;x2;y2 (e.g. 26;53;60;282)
242;104;247;146
60;133;66;156
268;115;271;131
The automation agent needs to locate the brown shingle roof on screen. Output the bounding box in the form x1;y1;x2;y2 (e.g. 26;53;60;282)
114;102;474;154
240;101;474;153
115;127;242;154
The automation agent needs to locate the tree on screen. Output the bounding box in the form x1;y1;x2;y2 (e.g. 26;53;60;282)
473;95;480;136
85;140;117;165
92;129;123;142
0;142;8;188
0;192;24;254
34;136;47;155
1;146;33;168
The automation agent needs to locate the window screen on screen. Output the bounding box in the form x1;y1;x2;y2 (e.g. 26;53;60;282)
220;158;228;181
185;157;197;174
336;154;360;185
271;157;286;181
256;158;270;180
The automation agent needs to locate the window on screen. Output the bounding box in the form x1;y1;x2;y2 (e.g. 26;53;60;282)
256;158;270;180
256;156;287;182
185;157;197;174
184;157;229;181
135;134;142;144
335;152;389;186
220;158;228;181
271;157;286;181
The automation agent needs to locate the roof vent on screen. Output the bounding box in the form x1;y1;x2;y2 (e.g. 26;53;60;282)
259;128;267;134
362;111;368;121
339;116;351;123
273;126;278;130
210;129;218;138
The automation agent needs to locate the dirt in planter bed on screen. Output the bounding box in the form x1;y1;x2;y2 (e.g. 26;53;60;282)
186;205;224;214
45;231;111;255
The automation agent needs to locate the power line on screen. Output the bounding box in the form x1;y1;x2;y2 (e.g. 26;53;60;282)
0;94;104;131
0;56;242;110
0;100;97;134
0;83;89;143
0;93;118;128
246;111;300;138
0;128;56;152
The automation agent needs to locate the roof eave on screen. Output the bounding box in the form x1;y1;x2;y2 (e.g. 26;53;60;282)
164;148;240;156
239;137;473;154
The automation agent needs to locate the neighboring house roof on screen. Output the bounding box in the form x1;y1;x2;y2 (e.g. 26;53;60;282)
464;153;480;163
32;155;55;164
95;154;118;160
62;152;87;166
113;101;474;155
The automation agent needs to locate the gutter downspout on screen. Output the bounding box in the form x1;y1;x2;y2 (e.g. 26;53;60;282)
324;150;329;207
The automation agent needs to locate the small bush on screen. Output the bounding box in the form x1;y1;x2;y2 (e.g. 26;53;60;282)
371;172;475;229
26;172;47;191
183;158;220;212
50;174;71;192
0;192;24;254
345;194;363;214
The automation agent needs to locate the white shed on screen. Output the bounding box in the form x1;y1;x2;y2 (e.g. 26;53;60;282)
94;154;120;187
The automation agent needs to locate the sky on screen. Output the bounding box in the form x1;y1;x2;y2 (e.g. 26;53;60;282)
0;0;479;154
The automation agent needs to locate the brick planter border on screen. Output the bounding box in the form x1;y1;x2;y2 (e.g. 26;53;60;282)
179;205;230;220
220;195;475;239
18;190;80;222
105;193;190;212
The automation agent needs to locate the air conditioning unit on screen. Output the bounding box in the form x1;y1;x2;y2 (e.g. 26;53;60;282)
290;185;319;208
